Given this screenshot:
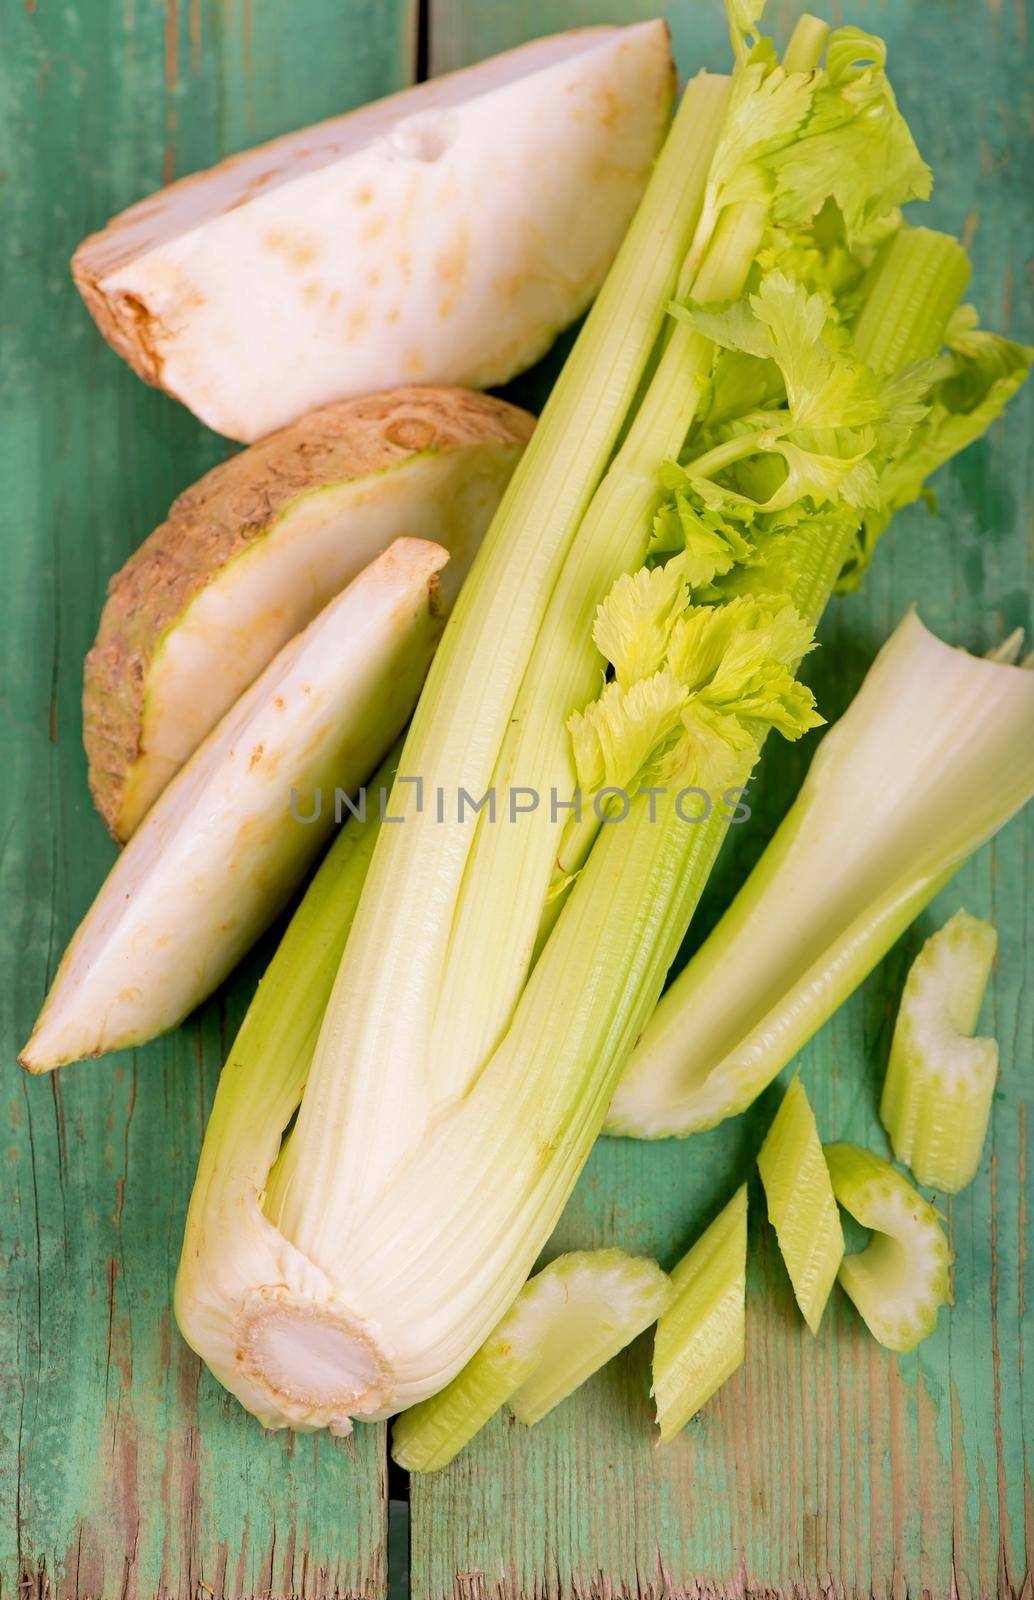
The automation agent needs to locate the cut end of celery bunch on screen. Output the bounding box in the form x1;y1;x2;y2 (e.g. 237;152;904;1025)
652;1185;747;1443
824;1143;949;1352
757;1076;844;1333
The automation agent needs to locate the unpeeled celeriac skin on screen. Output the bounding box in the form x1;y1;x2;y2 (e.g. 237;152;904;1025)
21;538;446;1071
71;26;674;442
608;612;1034;1139
84;388;533;840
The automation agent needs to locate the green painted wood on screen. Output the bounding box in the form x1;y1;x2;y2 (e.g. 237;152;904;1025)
415;2;1034;1597
0;1;416;1596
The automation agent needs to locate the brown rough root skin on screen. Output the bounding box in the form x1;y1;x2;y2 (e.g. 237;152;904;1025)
83;386;534;841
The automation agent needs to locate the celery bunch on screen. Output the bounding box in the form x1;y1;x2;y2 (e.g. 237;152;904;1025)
176;1;1029;1433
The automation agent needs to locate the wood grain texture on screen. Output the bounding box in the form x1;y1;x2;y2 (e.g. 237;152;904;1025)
0;1;416;1595
414;1;1033;1597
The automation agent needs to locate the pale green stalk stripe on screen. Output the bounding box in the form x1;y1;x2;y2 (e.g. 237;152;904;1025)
853;225;970;373
427;142;757;1105
269;72;732;1245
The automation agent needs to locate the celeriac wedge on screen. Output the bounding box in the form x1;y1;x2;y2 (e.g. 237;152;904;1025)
652;1185;747;1442
86;388;532;840
881;910;999;1193
757;1077;843;1333
824;1143;949;1352
391;1250;672;1471
21;539;445;1071
608;613;1034;1138
72;26;674;441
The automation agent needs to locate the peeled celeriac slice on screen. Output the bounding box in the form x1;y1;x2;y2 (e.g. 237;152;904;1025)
391;1250;672;1472
652;1185;747;1443
21;539;445;1071
71;25;674;442
881;910;999;1193
608;612;1034;1138
85;388;532;841
824;1143;949;1352
757;1077;843;1333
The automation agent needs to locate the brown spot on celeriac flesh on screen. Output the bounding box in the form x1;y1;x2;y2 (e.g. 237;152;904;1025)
263;227;322;269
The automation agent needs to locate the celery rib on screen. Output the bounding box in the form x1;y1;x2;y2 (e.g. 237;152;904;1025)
880;910;999;1193
652;1185;747;1442
757;1077;843;1333
608;614;1034;1139
824;1143;949;1352
392;1250;671;1471
268;72;733;1239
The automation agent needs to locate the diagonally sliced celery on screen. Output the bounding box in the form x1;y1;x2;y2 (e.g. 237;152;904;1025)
652;1184;747;1442
757;1076;843;1333
607;614;1034;1138
880;910;999;1194
824;1143;949;1352
391;1250;671;1471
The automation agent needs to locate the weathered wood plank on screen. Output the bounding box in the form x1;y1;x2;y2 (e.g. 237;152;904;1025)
414;1;1033;1596
0;1;416;1595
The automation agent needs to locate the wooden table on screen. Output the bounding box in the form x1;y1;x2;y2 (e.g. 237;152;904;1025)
2;1;1030;1595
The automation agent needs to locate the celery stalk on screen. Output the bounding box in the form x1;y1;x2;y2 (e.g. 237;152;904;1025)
173;744;396;1430
430;196;766;1097
652;1185;747;1441
880;910;999;1193
267;72;733;1226
607;614;1034;1139
824;1143;949;1352
757;1077;843;1333
853;227;970;375
391;1250;671;1471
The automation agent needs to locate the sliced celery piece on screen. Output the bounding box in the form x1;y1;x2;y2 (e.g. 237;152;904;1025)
652;1185;747;1442
757;1077;843;1333
608;614;1034;1139
824;1143;949;1352
392;1250;671;1472
881;910;999;1193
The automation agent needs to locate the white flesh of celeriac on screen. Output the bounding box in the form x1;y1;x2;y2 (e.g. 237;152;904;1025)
21;538;447;1071
607;611;1034;1138
72;25;674;441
